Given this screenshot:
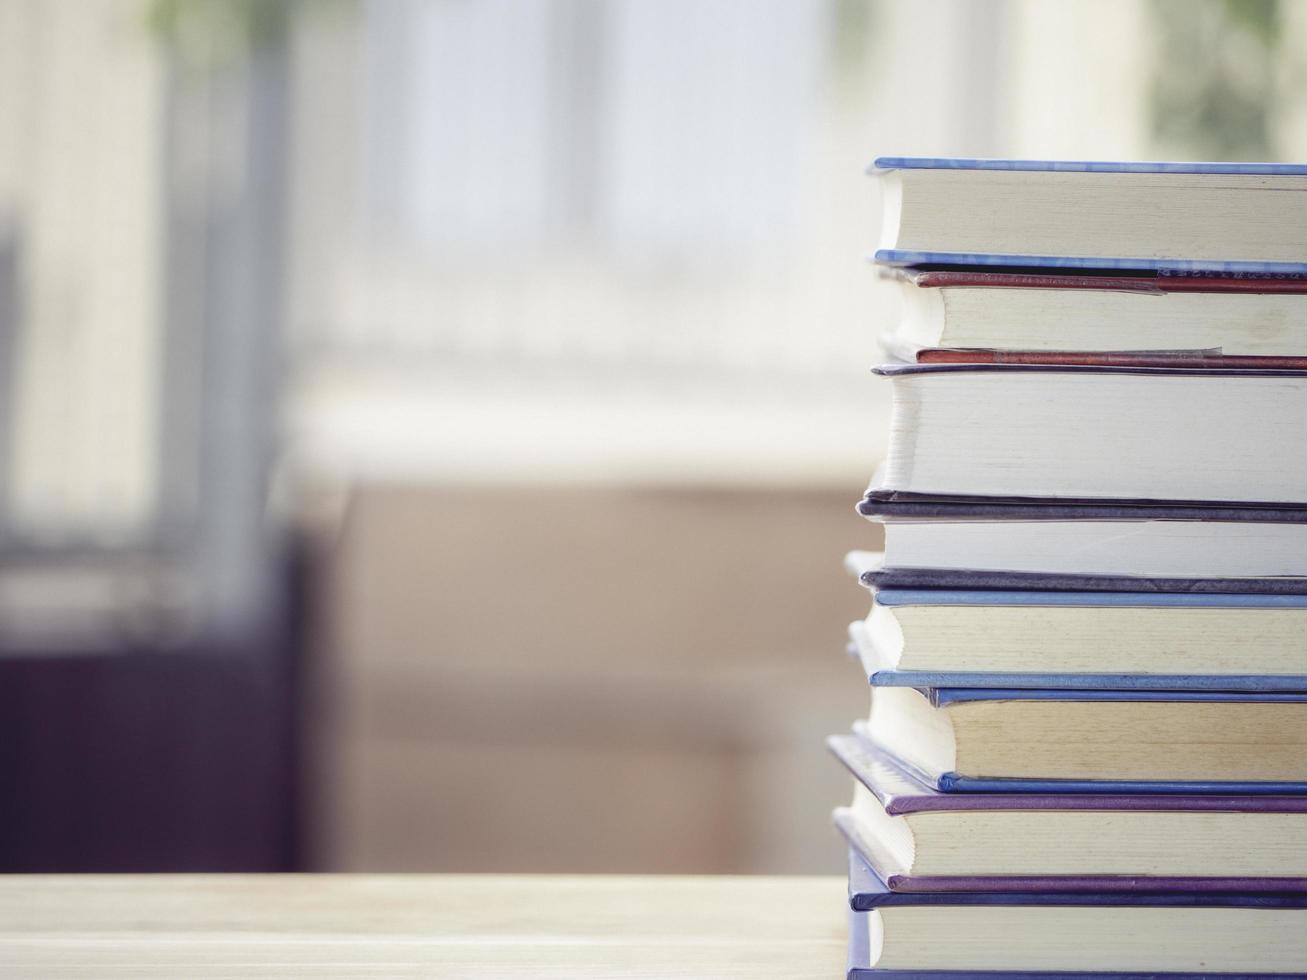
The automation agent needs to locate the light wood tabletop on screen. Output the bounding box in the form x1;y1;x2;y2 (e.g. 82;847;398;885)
0;874;849;978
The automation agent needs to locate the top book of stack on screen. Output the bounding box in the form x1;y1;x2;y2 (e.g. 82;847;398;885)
873;157;1307;273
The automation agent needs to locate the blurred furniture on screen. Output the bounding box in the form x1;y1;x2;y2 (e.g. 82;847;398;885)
0;549;306;872
307;482;879;873
0;873;846;978
0;5;296;873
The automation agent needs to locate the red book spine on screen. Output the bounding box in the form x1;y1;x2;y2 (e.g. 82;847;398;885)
909;271;1307;294
917;349;1307;369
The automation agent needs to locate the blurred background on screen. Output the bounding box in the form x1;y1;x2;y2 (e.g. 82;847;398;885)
0;0;1304;873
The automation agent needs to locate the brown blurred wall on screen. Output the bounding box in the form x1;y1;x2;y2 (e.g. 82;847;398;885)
305;483;879;873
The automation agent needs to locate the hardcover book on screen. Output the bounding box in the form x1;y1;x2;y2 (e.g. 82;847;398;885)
884;269;1307;365
872;362;1307;507
873;157;1307;274
844;555;1307;690
855;504;1307;585
844;848;1307;976
859;688;1307;792
845;900;1307;979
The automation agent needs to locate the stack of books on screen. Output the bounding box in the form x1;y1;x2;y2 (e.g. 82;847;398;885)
831;158;1307;978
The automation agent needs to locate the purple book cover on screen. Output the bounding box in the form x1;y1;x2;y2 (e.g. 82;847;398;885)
829;732;1307;896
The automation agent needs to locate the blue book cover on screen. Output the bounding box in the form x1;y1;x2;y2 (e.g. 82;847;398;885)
873;158;1307;175
929;687;1307;708
874;250;1307;276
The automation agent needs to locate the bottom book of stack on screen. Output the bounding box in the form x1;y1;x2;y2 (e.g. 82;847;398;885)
845;848;1307;978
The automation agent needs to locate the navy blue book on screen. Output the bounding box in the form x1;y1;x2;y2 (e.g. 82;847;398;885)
829;733;1307;892
872;157;1307;274
844;849;1307;977
855;686;1307;793
844;557;1307;692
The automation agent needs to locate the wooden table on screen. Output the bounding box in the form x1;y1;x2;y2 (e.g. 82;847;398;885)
0;875;848;978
